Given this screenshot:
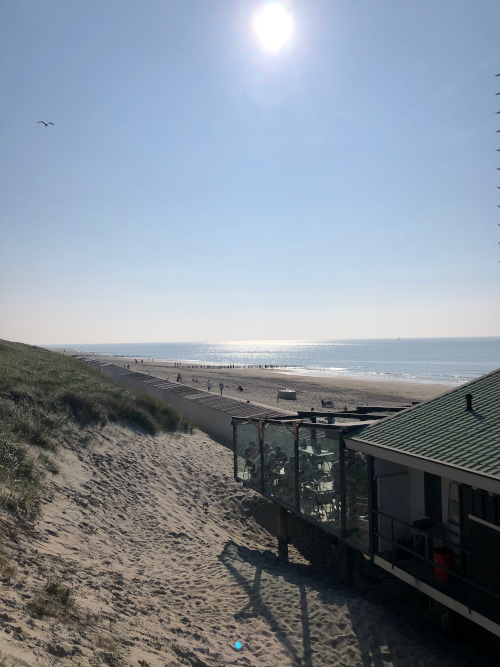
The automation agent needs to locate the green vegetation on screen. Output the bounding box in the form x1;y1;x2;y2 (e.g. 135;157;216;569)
27;576;77;620
0;339;185;522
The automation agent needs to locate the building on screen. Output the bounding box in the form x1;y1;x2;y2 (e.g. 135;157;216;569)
233;369;500;637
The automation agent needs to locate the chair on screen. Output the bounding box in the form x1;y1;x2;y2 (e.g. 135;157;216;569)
300;482;315;513
243;458;255;479
312;489;334;519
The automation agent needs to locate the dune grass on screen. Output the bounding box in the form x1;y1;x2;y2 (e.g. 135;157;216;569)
0;339;185;522
27;576;77;620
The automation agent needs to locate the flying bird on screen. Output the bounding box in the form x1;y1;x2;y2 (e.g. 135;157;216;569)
37;121;54;126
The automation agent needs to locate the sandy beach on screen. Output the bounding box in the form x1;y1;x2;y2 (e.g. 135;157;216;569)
0;421;492;666
3;352;489;665
87;353;449;414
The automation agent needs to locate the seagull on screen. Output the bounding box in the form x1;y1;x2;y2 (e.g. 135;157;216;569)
37;121;54;126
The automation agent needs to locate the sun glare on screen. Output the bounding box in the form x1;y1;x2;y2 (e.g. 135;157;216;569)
253;2;294;54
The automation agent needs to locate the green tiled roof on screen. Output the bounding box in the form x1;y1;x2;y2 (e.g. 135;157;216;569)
351;368;500;480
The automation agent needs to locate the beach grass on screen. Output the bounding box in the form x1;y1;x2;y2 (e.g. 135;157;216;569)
0;339;185;522
27;576;77;620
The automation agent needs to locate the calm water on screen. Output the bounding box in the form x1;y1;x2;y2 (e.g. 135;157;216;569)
52;338;500;386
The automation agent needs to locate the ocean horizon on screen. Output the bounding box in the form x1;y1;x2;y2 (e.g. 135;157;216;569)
48;337;500;387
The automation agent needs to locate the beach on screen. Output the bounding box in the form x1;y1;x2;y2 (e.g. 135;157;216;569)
1;420;492;666
91;353;449;413
1;351;495;666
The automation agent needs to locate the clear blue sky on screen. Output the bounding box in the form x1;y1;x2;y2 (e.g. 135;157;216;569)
1;0;499;344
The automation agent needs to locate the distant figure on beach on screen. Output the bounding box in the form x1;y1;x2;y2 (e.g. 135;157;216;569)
141;359;143;364
276;392;280;404
343;405;348;412
207;380;212;391
237;385;243;392
219;382;224;395
177;373;182;382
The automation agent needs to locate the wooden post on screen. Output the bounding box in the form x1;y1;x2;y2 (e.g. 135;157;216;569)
337;541;353;586
278;506;289;562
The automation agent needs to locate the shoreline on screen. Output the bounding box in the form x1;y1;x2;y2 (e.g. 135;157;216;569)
69;351;449;412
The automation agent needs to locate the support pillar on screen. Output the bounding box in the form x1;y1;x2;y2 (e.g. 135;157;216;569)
337;541;353;586
278;506;289;562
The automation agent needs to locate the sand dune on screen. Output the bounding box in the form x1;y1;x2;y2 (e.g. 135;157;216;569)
0;419;491;665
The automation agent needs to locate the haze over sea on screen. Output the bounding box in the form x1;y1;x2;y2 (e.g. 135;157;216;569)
53;337;499;386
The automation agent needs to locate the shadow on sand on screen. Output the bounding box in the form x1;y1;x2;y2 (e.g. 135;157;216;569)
218;539;396;667
218;536;496;667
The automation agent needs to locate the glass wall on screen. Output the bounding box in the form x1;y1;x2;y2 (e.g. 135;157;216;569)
345;450;369;548
262;421;296;509
234;421;261;490
297;425;341;532
234;419;371;547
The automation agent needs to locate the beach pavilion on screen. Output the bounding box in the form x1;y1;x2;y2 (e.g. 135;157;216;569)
233;368;500;638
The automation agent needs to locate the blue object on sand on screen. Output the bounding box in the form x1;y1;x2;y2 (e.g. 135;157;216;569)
235;641;242;650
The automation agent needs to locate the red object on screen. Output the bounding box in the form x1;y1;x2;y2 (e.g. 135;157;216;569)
343;405;347;412
433;547;453;582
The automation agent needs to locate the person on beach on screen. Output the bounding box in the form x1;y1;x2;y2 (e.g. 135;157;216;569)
219;382;224;395
207;380;212;391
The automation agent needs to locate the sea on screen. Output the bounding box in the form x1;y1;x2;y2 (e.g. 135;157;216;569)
52;337;500;387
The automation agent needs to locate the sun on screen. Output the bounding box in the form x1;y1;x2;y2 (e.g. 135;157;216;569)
252;2;294;54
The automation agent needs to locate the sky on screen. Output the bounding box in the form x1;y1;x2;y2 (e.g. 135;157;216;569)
1;0;499;345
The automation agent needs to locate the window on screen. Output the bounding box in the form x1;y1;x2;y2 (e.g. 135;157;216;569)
424;473;442;522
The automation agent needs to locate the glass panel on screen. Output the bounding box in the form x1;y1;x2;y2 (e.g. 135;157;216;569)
298;425;341;532
262;422;296;508
234;422;260;490
345;450;369;548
